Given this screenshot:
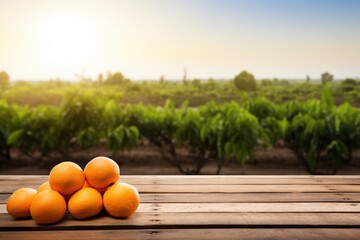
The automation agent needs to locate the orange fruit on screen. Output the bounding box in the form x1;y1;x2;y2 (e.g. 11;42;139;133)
49;161;85;196
6;188;37;218
30;189;66;225
84;156;120;189
103;182;140;218
38;181;51;192
68;187;103;219
83;181;107;195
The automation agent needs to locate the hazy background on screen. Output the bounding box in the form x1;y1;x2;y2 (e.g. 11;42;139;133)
1;0;360;81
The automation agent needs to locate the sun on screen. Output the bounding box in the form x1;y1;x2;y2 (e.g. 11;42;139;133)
45;17;87;60
34;13;98;73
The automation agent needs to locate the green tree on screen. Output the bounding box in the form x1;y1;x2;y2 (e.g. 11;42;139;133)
106;72;126;85
279;79;289;85
97;73;104;83
321;72;333;85
160;75;165;84
261;79;272;86
182;68;188;85
0;71;10;90
234;71;256;91
343;78;357;85
191;79;201;88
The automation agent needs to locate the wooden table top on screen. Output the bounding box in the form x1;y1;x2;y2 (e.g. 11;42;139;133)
0;175;360;239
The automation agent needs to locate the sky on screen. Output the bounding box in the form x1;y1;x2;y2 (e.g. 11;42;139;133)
0;0;360;81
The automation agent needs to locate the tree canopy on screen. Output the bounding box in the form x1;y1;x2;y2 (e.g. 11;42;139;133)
321;72;333;85
234;71;256;91
0;71;10;90
106;72;127;85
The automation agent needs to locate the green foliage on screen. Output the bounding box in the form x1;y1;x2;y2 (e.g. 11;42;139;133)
234;71;256;91
1;77;359;108
107;125;139;154
60;91;104;148
0;71;10;90
176;107;211;174
343;78;357;85
106;72;126;85
279;80;289;85
340;78;359;92
321;72;333;85
0;84;359;175
261;79;272;86
222;104;259;164
246;97;282;121
7;106;60;156
282;86;360;174
0;100;21;159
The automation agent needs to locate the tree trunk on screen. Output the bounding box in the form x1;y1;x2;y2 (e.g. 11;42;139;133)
216;156;225;175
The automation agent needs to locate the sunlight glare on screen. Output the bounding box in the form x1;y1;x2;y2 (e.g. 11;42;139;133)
34;13;99;73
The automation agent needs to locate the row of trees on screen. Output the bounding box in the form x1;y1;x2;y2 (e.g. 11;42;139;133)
0;85;359;174
2;69;358;92
0;71;10;90
233;71;343;91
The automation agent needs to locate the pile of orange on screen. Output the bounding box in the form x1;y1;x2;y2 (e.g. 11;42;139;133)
6;156;140;224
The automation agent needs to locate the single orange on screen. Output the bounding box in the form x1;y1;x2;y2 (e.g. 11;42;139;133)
83;181;107;195
103;182;140;218
84;156;120;189
6;188;37;218
30;189;66;225
49;161;85;196
38;181;51;192
68;187;103;219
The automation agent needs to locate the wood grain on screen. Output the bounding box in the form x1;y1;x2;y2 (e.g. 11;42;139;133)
1;175;360;240
1;202;360;214
133;184;360;193
1;175;360;185
1;212;360;230
3;184;359;194
136;202;360;213
2;192;360;204
2;229;360;240
138;192;360;203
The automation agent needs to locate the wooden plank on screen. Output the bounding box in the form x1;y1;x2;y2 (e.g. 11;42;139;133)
138;192;360;203
1;229;360;240
136;203;360;213
121;175;360;185
0;178;360;187
2;175;360;240
1;175;359;194
2;202;360;214
4;184;359;194
135;184;360;193
2;175;360;185
3;192;360;204
0;204;6;213
1;212;360;229
134;212;360;227
0;212;153;230
123;178;360;185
